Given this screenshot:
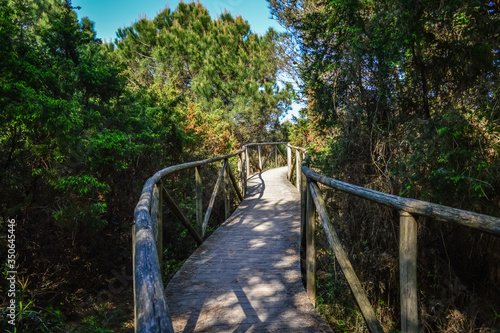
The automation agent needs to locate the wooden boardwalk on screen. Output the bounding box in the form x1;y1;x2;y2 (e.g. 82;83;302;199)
165;167;333;332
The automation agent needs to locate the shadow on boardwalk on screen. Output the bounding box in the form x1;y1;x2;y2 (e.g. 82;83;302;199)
165;167;333;332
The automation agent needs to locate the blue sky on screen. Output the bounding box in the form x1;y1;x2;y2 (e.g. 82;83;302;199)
73;0;301;120
74;0;283;42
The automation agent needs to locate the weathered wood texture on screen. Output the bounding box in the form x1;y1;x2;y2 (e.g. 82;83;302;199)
302;167;500;235
226;161;243;202
195;167;203;236
202;160;227;237
399;211;418;333
305;180;316;305
162;187;203;245
165;167;333;333
309;182;384;333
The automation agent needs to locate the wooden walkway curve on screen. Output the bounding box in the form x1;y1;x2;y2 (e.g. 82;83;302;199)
164;166;333;332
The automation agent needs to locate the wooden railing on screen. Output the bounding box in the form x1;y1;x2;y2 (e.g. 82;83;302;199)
132;142;287;332
286;145;500;333
133;142;500;333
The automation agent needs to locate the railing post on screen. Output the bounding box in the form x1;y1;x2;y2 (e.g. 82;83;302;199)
306;180;317;304
275;144;278;168
245;146;250;177
300;168;307;261
400;211;418;333
287;145;292;180
258;145;262;171
296;149;301;191
224;159;230;219
237;153;243;193
242;152;247;196
195;167;203;236
202;160;227;237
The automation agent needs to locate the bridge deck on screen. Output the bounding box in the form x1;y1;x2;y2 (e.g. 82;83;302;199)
165;167;332;332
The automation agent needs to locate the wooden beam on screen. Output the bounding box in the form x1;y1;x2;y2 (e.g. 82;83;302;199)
151;183;163;268
162;186;203;245
227;161;244;202
134;223;174;332
202;160;227;237
309;182;384;333
305;180;316;304
302;166;500;236
289;155;296;183
224;159;230;220
300;168;307;261
400;211;418;333
195;167;203;237
258;145;263;171
275;144;278;168
296;149;301;192
245;147;250;179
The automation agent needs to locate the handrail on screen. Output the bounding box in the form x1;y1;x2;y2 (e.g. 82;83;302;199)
284;144;500;333
133;142;287;332
134;142;500;333
302;167;500;235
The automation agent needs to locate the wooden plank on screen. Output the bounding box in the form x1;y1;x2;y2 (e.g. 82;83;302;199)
132;143;298;332
195;167;203;236
309;182;384;333
287;144;306;151
305;180;316;304
202;160;227;237
165;167;332;333
302;166;500;235
400;211;418;333
237;154;243;195
162;186;203;245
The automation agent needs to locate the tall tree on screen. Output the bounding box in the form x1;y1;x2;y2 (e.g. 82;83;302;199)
115;2;293;152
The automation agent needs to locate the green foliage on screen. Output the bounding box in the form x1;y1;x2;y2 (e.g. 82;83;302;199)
115;2;293;148
74;303;126;333
270;0;500;330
